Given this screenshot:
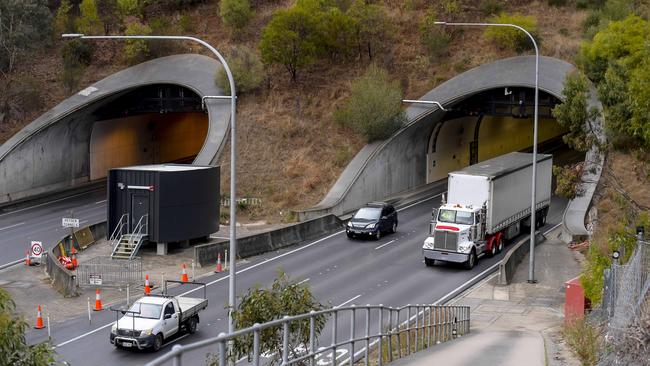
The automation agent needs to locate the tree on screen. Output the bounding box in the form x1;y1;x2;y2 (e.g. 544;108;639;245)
484;13;539;52
0;288;58;365
0;0;52;124
347;0;390;60
96;0;121;35
420;9;451;61
334;64;406;142
123;21;151;64
319;6;355;60
53;0;76;35
552;72;599;152
220;0;252;31
117;0;143;18
76;0;103;35
259;5;319;81
215;45;264;94
61;39;93;93
222;271;328;365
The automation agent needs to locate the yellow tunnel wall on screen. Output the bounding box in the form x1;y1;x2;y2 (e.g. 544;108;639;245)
89;112;208;180
427;116;567;182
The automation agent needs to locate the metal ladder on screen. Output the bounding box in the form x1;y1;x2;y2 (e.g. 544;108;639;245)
111;215;148;260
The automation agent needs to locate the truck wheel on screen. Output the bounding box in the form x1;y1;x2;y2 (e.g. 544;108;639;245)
187;316;198;334
424;258;435;267
152;333;163;352
487;238;496;257
464;250;476;270
496;237;503;254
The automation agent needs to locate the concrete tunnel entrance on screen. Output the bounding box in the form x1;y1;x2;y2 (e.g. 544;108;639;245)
88;84;208;180
426;87;566;183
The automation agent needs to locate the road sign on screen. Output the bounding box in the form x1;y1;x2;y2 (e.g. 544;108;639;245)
30;241;43;258
89;274;102;285
62;218;80;228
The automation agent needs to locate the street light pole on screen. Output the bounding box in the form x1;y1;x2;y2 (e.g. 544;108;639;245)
61;34;240;326
434;22;540;283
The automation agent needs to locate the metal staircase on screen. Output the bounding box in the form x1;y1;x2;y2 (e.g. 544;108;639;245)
111;214;149;260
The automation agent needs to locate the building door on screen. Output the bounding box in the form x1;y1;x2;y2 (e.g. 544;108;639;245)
131;194;149;230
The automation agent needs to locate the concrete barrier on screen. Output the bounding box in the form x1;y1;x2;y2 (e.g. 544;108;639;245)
497;232;547;285
44;221;105;297
195;214;344;267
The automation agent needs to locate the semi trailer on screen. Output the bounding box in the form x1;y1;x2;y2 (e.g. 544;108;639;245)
422;152;553;269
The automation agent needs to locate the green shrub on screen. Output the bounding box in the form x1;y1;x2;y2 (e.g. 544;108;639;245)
97;0;121;34
220;0;252;31
61;39;94;93
54;0;76;35
547;0;567;6
420;10;451;61
123;21;152;64
148;17;180;57
334;64;406;142
563;318;601;366
552;72;598;152
215;46;264;94
553;164;583;199
76;0;103;35
479;0;502;16
177;12;195;33
117;0;143;17
319;6;356;60
484;13;539;52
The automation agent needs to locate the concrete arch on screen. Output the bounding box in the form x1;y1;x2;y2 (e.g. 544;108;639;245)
299;56;581;221
0;54;230;204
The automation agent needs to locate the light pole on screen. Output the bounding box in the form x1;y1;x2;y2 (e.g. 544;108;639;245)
61;34;240;327
434;21;540;283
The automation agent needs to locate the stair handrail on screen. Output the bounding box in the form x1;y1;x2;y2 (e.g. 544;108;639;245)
109;213;129;249
133;214;148;237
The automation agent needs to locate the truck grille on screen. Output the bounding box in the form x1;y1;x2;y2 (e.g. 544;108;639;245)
117;329;141;337
434;230;458;251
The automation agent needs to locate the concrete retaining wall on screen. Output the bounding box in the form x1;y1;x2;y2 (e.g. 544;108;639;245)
195;215;343;267
497;233;546;285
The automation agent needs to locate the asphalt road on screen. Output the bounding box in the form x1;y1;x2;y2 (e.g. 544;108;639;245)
0;190;107;268
25;192;568;366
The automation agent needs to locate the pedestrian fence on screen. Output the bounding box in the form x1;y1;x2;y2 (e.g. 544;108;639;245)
146;304;470;366
75;256;142;287
598;237;650;365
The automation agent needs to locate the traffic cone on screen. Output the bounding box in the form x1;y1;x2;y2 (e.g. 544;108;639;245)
93;288;103;311
215;253;223;273
70;247;78;269
144;275;151;295
34;305;45;329
25;251;31;266
181;264;189;282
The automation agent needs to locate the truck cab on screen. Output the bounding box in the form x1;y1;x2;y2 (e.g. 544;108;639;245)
423;203;486;269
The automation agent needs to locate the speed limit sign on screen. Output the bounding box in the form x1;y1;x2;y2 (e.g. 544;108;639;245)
30;241;43;258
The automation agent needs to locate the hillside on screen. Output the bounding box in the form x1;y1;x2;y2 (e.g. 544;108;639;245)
1;1;587;223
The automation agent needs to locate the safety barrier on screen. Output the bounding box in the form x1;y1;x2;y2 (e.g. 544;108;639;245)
76;256;142;287
146;304;470;366
497;231;546;285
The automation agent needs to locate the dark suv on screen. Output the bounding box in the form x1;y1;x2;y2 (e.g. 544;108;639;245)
346;202;398;240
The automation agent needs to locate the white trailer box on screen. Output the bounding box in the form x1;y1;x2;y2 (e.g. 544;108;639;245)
447;152;552;234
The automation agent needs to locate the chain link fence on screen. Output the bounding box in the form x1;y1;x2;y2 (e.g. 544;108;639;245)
598;238;650;365
76;256;143;288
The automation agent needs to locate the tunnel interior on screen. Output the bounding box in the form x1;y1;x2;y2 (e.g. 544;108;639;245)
89;84;208;180
426;87;566;183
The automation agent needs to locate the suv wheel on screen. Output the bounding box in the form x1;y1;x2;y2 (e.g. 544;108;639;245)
375;230;381;240
390;222;397;233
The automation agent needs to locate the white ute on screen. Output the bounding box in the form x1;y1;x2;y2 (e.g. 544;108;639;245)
110;281;208;351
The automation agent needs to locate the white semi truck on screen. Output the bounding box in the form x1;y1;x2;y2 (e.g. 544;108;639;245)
422;152;553;269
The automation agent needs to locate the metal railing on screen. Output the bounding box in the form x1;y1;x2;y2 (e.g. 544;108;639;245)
146;304;470;366
133;214;149;236
76;256;142;287
109;213;130;249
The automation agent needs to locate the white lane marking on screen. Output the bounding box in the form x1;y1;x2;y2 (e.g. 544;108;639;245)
396;193;442;212
0;222;25;231
161;333;190;349
374;239;395;250
79;220;88;224
95;200;107;205
0;191;102;217
297;278;310;285
51;194;455;348
335;295;361;308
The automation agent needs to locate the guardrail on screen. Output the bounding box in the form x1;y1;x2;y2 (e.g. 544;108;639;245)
146;304;470;366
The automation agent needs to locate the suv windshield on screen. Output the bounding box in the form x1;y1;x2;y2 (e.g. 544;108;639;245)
126;302;163;319
438;209;474;225
353;207;381;220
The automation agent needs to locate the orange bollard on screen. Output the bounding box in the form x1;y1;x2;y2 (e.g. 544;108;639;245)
25;251;31;266
215;253;223;273
34;305;45;329
144;275;151;295
93;288;103;311
181;264;189;282
70;247;78;269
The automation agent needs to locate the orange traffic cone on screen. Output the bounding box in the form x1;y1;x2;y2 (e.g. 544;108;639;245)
25;251;31;266
70;247;78;269
181;264;189;282
34;305;45;329
144;275;151;295
215;253;223;273
93;288;103;311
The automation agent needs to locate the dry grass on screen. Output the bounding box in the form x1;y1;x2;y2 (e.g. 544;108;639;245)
1;1;587;223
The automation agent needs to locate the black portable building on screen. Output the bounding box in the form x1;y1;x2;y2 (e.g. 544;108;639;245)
107;164;220;243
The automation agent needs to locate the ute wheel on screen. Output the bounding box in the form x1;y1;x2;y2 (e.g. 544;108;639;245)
464;250;477;270
152;333;163;352
375;230;381;240
187;316;198;334
390;222;397;234
425;258;435;267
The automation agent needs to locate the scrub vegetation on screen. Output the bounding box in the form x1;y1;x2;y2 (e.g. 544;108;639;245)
0;0;589;223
